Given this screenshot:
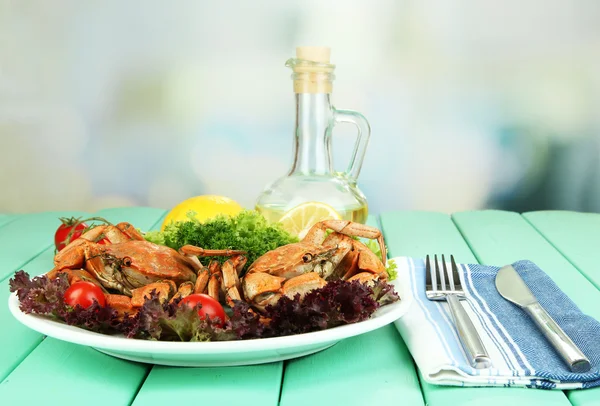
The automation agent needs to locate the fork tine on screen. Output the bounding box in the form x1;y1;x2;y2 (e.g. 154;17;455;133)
435;254;446;291
425;255;433;291
451;255;462;289
443;254;455;291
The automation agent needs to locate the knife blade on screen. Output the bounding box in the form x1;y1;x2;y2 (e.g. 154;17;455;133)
495;265;591;373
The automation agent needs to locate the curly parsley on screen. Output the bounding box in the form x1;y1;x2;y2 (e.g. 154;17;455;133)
145;210;396;280
144;210;298;270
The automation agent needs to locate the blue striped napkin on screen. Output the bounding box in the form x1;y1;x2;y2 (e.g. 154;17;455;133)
392;257;600;389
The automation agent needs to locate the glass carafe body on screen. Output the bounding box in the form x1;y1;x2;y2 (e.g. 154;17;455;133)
255;50;371;224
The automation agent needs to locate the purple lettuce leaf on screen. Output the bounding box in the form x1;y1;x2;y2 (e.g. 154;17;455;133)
371;279;401;306
227;300;268;339
263;280;383;336
9;270;400;342
9;270;122;332
9;270;70;317
62;302;121;333
121;291;236;342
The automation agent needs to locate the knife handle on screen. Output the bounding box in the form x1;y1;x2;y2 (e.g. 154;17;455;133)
524;302;591;373
446;294;492;369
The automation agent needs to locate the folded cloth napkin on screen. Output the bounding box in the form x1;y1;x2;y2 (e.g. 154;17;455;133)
392;257;600;389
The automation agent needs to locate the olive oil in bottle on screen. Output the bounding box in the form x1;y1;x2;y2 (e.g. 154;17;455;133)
255;47;371;224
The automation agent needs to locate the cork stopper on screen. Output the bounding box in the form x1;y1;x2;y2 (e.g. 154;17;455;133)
296;46;330;64
286;46;335;94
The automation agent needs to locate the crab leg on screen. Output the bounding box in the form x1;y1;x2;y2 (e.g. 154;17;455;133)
46;268;103;287
200;260;219;301
222;259;243;306
81;223;140;244
208;260;220;275
230;255;248;275
176;251;202;272
52;238;88;270
194;266;210;294
101;225;135;243
78;225;109;242
169;281;194;303
200;260;218;293
303;220;387;266
179;246;246;257
105;294;135;318
347;272;379;285
208;274;221;301
179;247;250;302
115;222;145;241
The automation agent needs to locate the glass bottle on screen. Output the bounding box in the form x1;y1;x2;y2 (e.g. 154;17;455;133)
255;46;371;224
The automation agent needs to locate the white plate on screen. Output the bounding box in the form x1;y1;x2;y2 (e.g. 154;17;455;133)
8;258;412;367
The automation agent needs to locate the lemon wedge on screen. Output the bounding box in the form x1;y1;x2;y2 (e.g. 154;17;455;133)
278;202;342;239
161;195;243;230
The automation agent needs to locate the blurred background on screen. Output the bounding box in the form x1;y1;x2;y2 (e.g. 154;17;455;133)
1;0;600;215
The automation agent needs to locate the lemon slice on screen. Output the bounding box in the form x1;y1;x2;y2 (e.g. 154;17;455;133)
161;195;243;230
279;202;342;239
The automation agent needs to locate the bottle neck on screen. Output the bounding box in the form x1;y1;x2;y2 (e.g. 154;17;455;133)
289;93;334;176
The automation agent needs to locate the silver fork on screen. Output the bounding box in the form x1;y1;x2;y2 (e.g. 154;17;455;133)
426;254;492;369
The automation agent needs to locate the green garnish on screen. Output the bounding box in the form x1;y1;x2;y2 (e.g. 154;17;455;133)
385;259;398;281
145;210;298;269
145;210;397;280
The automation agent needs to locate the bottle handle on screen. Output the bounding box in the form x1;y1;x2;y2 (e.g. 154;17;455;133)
333;108;371;182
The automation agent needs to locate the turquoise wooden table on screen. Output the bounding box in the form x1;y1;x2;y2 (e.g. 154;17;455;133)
1;208;599;406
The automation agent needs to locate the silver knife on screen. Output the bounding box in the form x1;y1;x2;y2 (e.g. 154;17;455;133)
495;265;591;373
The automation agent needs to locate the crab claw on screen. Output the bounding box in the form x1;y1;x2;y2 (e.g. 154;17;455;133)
242;271;328;312
242;272;285;311
347;272;379;285
282;272;327;299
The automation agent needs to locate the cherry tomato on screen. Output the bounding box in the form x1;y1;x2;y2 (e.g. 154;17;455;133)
180;294;226;327
55;219;88;251
64;281;106;308
97;237;111;245
54;217;112;251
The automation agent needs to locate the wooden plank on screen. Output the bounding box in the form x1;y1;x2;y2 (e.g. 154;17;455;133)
136;214;401;406
380;211;477;263
136;209;369;406
0;208;168;380
521;211;600;406
279;215;424;406
568;392;600;406
0;249;56;380
133;194;276;406
523;211;600;290
95;206;167;228
280;324;423;406
132;364;283;406
0;214;17;229
453;210;600;406
379;211;570;406
453;211;600;318
0;338;147;405
132;207;284;405
0;208;165;402
0;211;87;282
0;211;87;380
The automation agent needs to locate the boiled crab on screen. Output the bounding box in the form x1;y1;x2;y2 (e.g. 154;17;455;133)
232;220;388;311
48;222;246;313
47;219;388;315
